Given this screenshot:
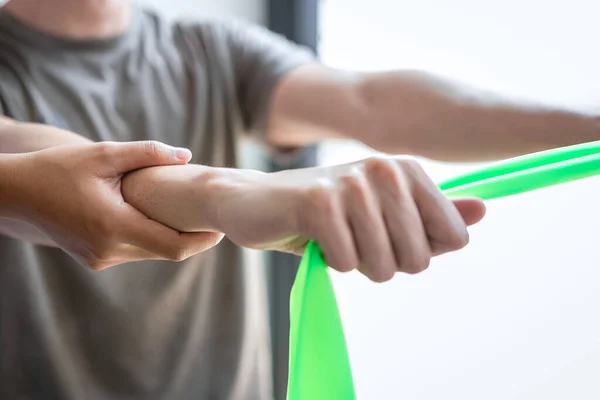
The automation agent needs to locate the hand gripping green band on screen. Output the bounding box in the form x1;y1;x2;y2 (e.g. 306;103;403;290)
287;140;600;400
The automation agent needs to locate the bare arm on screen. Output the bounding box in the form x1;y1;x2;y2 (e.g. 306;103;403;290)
121;164;222;233
0;116;91;246
0;151;57;246
268;65;600;161
0;116;92;152
0;153;20;216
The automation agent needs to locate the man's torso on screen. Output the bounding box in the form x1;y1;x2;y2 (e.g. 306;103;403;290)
0;7;310;399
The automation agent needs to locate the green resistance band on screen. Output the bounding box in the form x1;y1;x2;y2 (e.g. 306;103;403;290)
287;140;600;400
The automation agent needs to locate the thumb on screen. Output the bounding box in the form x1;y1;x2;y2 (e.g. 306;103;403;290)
452;198;486;226
101;141;192;174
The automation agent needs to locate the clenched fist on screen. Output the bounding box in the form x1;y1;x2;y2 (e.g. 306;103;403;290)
123;155;485;282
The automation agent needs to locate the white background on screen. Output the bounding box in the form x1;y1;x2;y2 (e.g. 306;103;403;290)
320;1;600;399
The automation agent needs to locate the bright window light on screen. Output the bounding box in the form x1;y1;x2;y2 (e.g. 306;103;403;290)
319;1;600;399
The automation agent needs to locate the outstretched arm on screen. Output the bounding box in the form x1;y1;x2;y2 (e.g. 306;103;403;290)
268;65;600;161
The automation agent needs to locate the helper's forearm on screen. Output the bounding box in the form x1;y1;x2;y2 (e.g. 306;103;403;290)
0;116;91;153
122;165;226;233
0;153;56;246
0;117;90;245
359;70;600;161
0;153;19;217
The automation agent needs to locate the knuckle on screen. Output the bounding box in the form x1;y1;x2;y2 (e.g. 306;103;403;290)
365;156;405;194
398;157;425;175
340;171;369;206
142;140;166;158
364;156;394;176
305;179;337;216
95;142;117;163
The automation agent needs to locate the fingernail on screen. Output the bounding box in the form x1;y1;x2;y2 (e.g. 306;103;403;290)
176;147;192;161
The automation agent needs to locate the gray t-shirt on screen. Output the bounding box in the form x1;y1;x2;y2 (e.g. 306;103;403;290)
0;7;313;400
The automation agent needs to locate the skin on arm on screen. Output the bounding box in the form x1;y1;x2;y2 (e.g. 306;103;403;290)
0;153;22;216
267;65;600;161
0;115;92;152
0;116;92;246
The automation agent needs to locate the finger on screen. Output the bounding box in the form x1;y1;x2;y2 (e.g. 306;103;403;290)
402;160;471;256
365;158;431;275
452;198;486;226
342;167;396;282
117;205;224;261
302;183;358;273
97;141;193;176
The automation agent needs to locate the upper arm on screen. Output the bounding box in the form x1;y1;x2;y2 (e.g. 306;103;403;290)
211;21;371;149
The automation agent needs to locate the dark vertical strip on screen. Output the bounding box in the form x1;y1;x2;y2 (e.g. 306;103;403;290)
266;1;320;399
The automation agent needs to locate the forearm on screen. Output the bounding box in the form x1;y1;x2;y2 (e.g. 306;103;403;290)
121;164;229;233
0;153;19;217
270;66;600;162
358;70;600;161
0;117;89;245
0;153;55;246
0;116;91;153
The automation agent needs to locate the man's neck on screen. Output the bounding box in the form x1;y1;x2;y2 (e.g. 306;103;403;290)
3;0;132;40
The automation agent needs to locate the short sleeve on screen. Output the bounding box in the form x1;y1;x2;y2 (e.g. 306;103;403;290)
227;21;316;134
187;19;316;136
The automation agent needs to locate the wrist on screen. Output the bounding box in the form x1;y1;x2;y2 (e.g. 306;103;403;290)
202;167;267;233
121;164;265;234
